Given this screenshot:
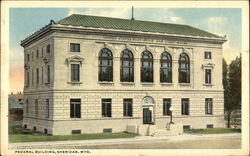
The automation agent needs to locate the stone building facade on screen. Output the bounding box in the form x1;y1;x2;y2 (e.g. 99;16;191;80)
21;14;226;135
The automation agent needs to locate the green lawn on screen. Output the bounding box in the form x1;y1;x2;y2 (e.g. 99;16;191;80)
184;128;241;134
9;125;137;143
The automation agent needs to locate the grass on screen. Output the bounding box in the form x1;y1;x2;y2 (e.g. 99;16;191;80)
184;128;241;134
9;125;137;143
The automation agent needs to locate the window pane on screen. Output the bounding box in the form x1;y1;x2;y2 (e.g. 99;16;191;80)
205;69;211;84
75;104;81;118
123;99;132;117
163;99;171;115
71;64;80;82
70;99;81;118
102;99;112;117
179;53;190;83
70;43;80;52
182;99;189;115
99;48;113;82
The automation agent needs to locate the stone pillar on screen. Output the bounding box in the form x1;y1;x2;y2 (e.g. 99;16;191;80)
113;57;120;84
154;59;160;84
134;57;140;85
172;60;178;86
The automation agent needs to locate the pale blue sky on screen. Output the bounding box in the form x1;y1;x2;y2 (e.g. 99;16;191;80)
9;8;242;93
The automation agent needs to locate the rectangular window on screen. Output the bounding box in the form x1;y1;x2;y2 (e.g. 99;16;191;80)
47;65;50;83
41;67;43;84
46;99;49;118
70;99;81;118
181;98;189;115
41;48;44;57
27;71;30;86
205;98;213;115
36;68;39;85
207;124;214;128
35;99;38;117
26;99;29;115
163;99;171;116
70;43;80;52
72;130;81;134
46;44;50;53
32;69;34;86
36;50;39;58
123;99;132;117
204;51;212;59
102;99;112;117
27;54;30;62
32;52;33;61
183;125;190;130
205;69;212;84
71;64;80;82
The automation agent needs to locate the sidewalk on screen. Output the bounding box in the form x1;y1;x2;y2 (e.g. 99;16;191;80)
9;133;241;149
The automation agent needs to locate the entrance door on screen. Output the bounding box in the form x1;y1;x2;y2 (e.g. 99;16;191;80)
143;108;152;124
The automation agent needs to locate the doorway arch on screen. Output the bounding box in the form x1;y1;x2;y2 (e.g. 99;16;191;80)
142;96;155;124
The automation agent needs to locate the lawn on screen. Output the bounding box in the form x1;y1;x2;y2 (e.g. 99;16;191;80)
184;128;241;134
9;125;137;143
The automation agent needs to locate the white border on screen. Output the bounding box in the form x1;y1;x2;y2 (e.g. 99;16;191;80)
1;1;249;156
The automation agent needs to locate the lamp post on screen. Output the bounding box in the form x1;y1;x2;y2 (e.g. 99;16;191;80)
169;107;174;124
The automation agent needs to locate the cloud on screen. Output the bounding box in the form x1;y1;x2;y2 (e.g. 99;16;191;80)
170;16;182;23
195;16;241;63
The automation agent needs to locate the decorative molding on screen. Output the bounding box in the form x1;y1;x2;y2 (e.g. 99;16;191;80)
24;64;30;70
43;56;50;64
65;55;84;66
142;96;155;105
202;63;215;69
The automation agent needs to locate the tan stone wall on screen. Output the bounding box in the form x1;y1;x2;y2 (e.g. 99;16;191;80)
23;33;54;93
22;29;225;135
23;90;224;135
52;32;223;91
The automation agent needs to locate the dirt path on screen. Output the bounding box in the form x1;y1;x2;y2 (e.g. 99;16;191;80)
10;134;241;149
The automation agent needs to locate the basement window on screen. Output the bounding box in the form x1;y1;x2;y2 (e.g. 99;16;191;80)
44;129;48;134
33;126;37;131
103;128;112;133
183;125;190;130
207;124;214;128
72;130;81;134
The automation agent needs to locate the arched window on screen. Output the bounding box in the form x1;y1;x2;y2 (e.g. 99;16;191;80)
120;49;134;82
141;51;153;83
99;48;113;82
178;53;190;83
160;52;172;83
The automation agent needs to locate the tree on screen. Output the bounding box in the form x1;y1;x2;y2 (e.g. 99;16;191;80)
223;56;241;128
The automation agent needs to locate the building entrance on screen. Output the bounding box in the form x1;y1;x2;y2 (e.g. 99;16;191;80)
143;107;152;124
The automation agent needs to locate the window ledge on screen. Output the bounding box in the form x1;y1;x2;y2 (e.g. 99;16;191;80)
120;82;135;85
98;81;114;84
179;83;191;86
160;83;173;86
68;82;83;84
203;84;213;86
141;82;154;85
163;115;171;117
123;116;133;118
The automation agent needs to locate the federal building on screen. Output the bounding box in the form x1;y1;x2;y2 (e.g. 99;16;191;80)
21;14;226;135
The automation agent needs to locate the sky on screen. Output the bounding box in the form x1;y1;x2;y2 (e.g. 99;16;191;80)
9;8;242;93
